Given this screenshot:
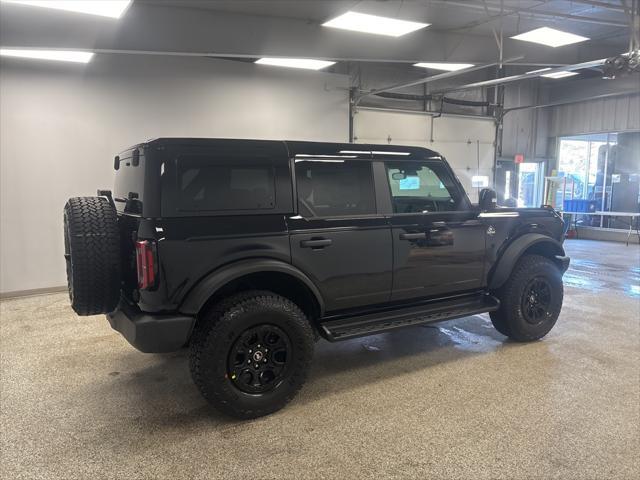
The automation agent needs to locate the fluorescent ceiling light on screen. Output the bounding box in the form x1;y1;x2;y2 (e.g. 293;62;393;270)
511;27;589;48
255;58;336;70
0;48;94;63
322;11;429;37
526;67;579;79
414;62;475;71
1;1;132;19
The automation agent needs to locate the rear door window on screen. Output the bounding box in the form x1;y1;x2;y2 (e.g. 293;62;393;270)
295;160;376;217
177;156;275;212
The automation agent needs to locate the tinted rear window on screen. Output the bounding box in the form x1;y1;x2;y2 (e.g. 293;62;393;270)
177;156;275;212
113;152;145;214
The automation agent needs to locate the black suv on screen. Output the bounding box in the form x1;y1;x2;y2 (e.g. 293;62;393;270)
63;138;569;418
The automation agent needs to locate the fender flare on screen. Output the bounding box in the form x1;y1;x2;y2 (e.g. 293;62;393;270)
488;233;566;290
178;258;325;316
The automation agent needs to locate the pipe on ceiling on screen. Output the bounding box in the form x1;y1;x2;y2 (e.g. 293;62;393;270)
429;58;609;95
357;56;523;103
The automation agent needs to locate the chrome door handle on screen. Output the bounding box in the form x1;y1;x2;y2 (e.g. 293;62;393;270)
399;232;426;240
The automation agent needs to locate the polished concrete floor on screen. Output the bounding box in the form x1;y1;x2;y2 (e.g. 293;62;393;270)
1;239;639;479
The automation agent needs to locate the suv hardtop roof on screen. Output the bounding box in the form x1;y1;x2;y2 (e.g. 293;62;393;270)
123;138;443;161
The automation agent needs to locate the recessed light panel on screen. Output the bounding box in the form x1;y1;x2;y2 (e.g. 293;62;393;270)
0;49;94;63
322;11;429;37
511;27;589;48
414;62;475;71
1;1;132;19
255;58;336;70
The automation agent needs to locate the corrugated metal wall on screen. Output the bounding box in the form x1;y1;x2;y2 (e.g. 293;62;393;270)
501;80;550;160
550;93;640;137
501;75;640;161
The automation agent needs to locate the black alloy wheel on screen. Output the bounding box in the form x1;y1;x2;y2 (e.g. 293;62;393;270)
227;325;292;394
521;276;553;325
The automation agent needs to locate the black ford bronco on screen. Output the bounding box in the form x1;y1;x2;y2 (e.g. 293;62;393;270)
63;138;569;418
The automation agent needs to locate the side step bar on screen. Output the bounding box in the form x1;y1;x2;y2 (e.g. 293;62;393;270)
319;294;500;342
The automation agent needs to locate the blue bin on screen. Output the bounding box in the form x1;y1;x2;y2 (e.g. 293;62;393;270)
564;199;597;213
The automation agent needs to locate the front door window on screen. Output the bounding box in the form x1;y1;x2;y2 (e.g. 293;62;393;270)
385;162;466;214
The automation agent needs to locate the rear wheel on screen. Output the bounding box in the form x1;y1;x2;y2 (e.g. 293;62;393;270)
63;196;121;315
490;254;563;342
189;291;314;419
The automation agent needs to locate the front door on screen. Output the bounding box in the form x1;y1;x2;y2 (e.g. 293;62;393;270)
289;158;392;312
384;160;485;301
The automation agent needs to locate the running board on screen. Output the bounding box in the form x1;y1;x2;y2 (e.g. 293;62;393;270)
319;294;500;342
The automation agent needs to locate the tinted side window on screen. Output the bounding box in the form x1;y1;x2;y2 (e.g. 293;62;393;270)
295;160;376;217
386;162;464;213
177;156;275;211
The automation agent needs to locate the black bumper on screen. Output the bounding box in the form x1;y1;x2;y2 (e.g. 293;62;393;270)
106;300;195;353
556;255;571;273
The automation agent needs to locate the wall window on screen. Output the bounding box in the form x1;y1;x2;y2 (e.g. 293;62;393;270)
386;162;463;213
557;133;614;202
555;131;640;229
295;160;376;217
177;156;275;211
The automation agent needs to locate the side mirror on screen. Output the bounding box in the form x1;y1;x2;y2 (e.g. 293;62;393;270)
479;188;497;211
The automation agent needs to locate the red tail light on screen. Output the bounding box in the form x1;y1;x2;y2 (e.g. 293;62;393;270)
135;240;156;290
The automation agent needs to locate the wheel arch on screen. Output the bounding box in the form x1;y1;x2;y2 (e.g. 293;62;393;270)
489;233;567;290
179;258;325;321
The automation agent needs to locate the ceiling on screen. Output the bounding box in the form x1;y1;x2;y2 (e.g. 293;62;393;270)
146;0;629;46
0;0;634;85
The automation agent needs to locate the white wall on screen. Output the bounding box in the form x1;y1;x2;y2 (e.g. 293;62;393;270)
0;55;349;294
354;108;496;202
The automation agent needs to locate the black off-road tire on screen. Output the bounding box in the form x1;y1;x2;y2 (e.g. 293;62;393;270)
189;290;314;419
490;254;563;342
63;197;121;316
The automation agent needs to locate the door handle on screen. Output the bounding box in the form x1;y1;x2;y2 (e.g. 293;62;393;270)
300;238;333;248
431;221;447;228
399;232;426;241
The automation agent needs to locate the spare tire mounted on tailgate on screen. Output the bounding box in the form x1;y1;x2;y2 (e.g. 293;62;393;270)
63;196;121;315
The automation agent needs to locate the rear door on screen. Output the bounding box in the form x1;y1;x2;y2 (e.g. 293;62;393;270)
288;156;392;312
384;160;486;301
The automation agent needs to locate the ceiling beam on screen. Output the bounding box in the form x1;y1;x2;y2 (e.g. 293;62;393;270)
563;0;628;12
432;0;628;27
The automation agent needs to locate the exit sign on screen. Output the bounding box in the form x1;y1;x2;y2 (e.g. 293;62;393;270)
514;154;524;164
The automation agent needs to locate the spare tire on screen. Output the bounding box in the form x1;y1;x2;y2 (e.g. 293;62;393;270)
63;197;121;315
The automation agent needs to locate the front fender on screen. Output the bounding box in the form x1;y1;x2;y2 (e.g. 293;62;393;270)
178;258;325;316
488;233;567;290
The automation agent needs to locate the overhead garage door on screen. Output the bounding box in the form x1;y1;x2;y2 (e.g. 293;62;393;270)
354;108;496;202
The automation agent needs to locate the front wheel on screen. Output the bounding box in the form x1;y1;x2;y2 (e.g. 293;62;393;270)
189;291;314;419
490;254;564;342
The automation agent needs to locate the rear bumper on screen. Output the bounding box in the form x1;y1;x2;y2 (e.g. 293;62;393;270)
556;255;571;274
106;299;195;353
